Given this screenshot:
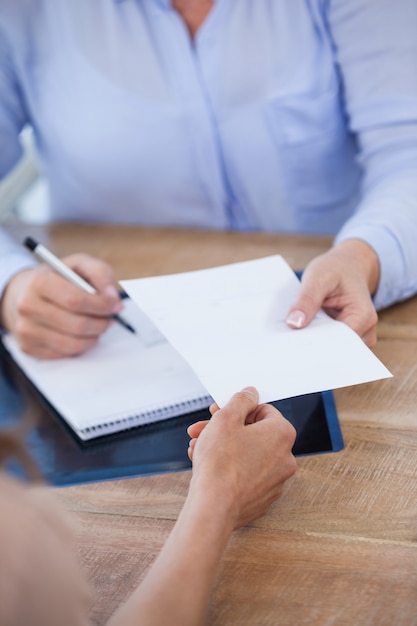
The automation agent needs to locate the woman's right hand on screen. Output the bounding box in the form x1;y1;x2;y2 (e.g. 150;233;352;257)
187;387;297;530
0;253;124;359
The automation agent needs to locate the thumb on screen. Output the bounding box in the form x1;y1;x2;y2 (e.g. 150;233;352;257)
212;386;259;425
286;275;327;330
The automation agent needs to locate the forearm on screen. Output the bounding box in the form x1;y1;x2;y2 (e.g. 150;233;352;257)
107;481;234;626
0;230;35;327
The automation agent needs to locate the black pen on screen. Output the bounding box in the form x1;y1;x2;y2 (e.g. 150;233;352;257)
23;237;136;334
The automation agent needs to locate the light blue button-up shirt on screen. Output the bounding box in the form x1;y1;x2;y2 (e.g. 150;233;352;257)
1;0;417;310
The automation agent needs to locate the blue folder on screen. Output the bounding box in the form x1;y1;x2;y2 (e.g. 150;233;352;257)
0;342;344;487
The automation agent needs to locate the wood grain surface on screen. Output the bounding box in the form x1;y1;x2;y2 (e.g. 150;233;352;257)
3;219;417;625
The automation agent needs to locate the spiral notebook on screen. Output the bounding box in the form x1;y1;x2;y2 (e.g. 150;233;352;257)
1;300;212;441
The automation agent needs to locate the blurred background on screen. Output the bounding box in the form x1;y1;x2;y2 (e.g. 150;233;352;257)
0;127;48;223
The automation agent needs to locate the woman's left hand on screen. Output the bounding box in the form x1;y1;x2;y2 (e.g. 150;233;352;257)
286;239;380;347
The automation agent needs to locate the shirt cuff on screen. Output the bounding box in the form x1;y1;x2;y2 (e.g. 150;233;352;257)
0;241;36;307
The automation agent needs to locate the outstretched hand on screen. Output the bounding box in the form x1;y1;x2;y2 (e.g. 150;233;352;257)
187;387;297;529
286;239;380;347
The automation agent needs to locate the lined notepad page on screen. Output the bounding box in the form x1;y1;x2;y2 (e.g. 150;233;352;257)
2;301;211;440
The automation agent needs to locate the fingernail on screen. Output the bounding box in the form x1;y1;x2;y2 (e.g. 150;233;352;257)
286;310;306;328
104;285;120;299
103;285;123;312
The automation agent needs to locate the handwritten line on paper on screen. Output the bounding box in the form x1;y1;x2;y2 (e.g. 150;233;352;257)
121;255;392;407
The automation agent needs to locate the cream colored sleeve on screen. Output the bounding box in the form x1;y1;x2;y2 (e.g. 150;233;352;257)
0;473;91;626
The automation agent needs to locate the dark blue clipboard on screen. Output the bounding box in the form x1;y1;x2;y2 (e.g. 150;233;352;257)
0;342;344;487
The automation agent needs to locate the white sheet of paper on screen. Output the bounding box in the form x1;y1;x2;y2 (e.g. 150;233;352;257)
121;255;392;407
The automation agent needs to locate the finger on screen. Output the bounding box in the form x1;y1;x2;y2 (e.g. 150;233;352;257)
209;402;220;416
286;269;333;329
34;267;122;317
249;402;285;424
359;326;377;348
242;403;298;455
328;295;378;343
187;420;210;438
64;254;117;294
18;323;100;359
187;437;197;461
251;404;297;447
210;386;259;426
15;282;113;345
336;310;377;343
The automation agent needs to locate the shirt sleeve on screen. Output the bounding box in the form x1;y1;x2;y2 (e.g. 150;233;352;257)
0;20;36;307
326;0;417;309
0;20;27;177
0;231;36;315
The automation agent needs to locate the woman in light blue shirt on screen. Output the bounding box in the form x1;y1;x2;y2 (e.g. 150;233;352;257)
1;0;417;358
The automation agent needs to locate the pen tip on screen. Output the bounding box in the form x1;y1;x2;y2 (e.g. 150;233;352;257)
23;236;38;251
113;314;136;334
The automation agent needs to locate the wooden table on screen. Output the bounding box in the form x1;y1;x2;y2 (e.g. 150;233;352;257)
3;219;417;625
